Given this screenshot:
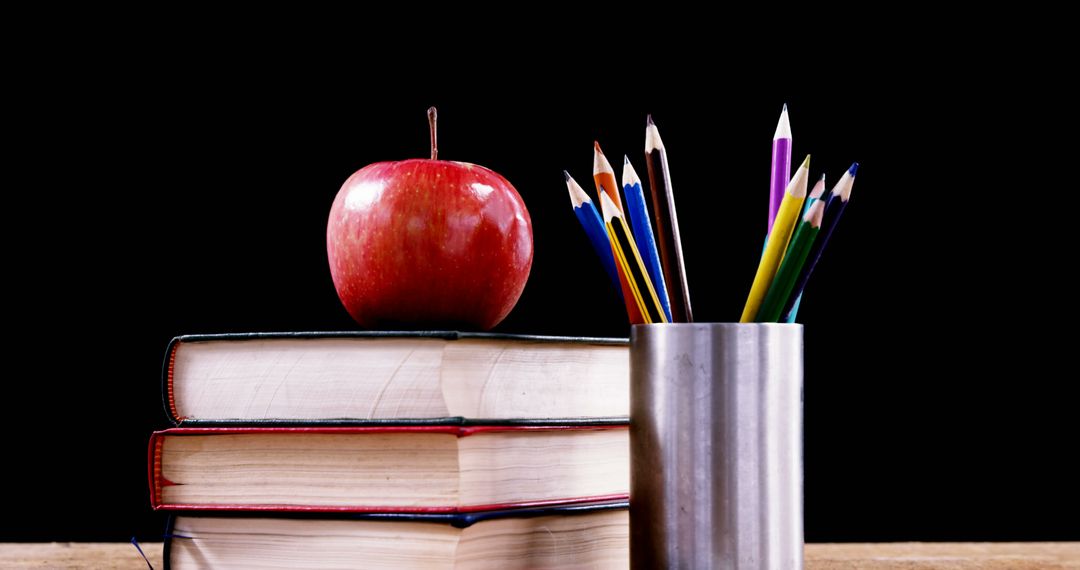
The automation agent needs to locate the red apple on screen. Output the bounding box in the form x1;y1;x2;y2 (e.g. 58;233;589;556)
327;108;533;330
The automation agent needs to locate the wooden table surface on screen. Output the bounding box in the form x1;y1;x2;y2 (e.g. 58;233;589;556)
2;542;1078;569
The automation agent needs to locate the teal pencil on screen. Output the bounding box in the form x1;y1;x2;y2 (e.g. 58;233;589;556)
802;174;827;217
784;174;827;322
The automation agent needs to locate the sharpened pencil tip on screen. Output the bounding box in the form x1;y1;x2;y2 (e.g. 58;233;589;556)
808;175;827;200
801;155;811;168
774;104;792;140
832;163;858;201
646;114;654;126
597;189;620;221
645;118;664;152
565;172;592;208
594;143;614;175
622;157;640;187
806;198;826;227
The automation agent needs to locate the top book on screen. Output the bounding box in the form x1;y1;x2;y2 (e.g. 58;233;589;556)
164;332;629;425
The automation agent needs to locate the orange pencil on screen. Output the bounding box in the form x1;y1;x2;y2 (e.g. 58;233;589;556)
593;141;622;212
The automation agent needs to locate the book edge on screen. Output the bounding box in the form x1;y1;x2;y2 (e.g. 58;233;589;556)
152;424;628;436
164;331;629;427
150;426;629;513
154;494;631;515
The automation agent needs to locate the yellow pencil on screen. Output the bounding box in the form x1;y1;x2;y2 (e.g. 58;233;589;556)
740;155;811;322
598;191;668;324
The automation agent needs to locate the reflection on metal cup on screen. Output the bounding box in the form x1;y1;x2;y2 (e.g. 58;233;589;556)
631;323;803;570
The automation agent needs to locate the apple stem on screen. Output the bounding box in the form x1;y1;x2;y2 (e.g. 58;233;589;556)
428;106;438;160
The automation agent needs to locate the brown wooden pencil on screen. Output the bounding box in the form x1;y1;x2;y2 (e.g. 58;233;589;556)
644;115;693;322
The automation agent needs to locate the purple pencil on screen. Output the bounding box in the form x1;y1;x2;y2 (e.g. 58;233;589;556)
768;104;793;234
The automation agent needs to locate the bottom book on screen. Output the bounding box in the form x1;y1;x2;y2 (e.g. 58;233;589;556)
165;502;629;570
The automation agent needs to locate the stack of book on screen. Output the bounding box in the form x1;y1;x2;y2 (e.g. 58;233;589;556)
148;331;630;569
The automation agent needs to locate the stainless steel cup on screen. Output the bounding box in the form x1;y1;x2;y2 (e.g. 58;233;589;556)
630;323;803;570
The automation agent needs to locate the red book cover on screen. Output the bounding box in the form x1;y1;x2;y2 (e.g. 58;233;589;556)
148;425;629;513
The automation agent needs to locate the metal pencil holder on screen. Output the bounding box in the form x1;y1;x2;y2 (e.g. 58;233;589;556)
630;323;804;570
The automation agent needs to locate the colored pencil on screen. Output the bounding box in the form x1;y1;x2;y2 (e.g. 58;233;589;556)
768;103;793;234
740;155;811;322
564;171;624;300
756;200;825;322
783;173;827;322
802;173;827;216
599;191;668;324
593;141;622;213
622;156;672;321
644;115;693;322
780;162;859;323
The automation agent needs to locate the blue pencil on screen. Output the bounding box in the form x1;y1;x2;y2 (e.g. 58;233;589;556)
621;156;672;321
565;171;623;300
781;163;858;323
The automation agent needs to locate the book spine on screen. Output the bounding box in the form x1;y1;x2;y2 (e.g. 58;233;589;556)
161;337;182;425
147;432;165;508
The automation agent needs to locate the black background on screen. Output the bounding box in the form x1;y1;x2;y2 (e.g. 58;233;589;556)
5;37;1076;543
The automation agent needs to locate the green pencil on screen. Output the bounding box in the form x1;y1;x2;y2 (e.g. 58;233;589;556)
755;200;826;322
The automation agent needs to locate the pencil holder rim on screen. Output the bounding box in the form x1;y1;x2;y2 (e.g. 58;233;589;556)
631;322;803;329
